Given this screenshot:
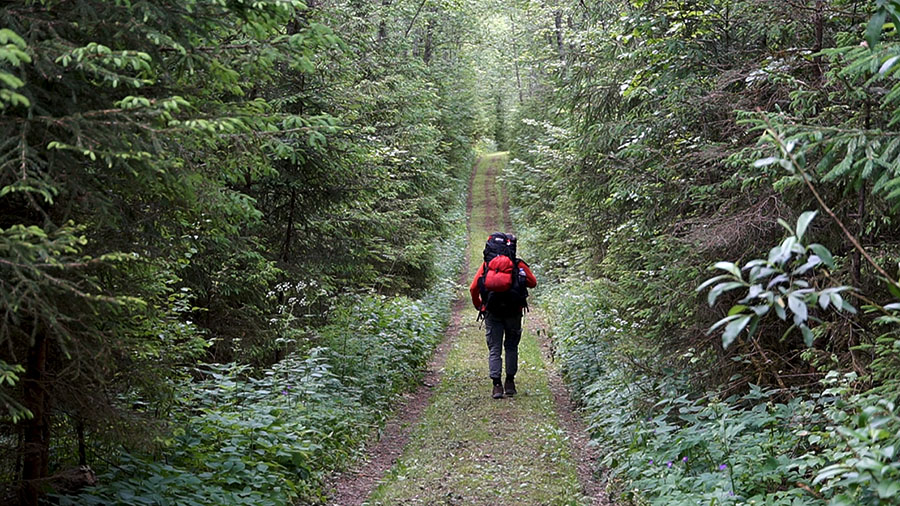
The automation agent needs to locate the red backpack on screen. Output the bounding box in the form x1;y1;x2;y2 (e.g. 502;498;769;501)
478;232;529;316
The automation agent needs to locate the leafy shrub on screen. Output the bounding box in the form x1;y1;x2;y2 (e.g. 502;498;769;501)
698;211;855;350
811;373;900;506
540;275;822;504
61;204;466;505
614;389;823;506
535;214;900;505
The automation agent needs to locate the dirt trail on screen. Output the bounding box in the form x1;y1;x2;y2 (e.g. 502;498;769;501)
329;153;609;505
325;164;476;506
529;312;608;505
481;155;502;233
489;153;609;504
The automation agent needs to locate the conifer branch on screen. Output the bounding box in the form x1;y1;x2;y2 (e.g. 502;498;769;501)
763;119;899;287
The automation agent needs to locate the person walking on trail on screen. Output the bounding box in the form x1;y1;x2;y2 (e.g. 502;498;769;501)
469;232;537;399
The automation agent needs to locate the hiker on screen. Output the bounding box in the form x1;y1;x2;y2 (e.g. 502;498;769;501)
469;232;537;399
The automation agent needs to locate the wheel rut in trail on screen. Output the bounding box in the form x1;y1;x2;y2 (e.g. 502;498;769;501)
336;153;610;505
325;163;476;506
529;312;609;505
481;155;502;234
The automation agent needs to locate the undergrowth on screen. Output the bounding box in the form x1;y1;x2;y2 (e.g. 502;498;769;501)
508;194;900;505
61;194;467;505
539;267;900;505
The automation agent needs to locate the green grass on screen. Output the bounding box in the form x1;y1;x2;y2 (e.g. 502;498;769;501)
366;154;586;505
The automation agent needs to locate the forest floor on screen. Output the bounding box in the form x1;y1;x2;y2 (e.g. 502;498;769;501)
328;153;609;505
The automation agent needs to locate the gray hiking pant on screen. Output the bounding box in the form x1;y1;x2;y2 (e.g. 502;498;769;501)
485;312;522;380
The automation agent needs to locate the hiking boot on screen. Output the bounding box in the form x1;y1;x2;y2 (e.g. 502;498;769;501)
504;377;517;396
492;383;504;399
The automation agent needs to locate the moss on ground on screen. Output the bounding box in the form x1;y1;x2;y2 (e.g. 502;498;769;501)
367;153;586;505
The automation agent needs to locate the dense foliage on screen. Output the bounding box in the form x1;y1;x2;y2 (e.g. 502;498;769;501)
7;0;900;503
63;222;465;504
1;0;477;502
502;0;900;503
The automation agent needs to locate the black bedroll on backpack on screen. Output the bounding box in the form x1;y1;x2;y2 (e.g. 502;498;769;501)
484;231;515;263
478;232;529;317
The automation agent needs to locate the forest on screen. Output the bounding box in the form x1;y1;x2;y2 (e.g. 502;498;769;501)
2;0;900;505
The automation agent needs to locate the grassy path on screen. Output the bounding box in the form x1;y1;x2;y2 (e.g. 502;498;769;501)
366;153;589;505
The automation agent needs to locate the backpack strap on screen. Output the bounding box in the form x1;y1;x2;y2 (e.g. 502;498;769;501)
476;263;489;321
477;262;488;294
513;259;530;314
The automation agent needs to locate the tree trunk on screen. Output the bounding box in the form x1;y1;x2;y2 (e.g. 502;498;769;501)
280;187;297;261
76;419;86;466
554;10;565;60
509;13;524;105
813;0;825;78
377;0;392;44
723;4;731;53
423;19;433;64
567;14;577;54
854;98;872;286
20;332;49;506
852;183;866;287
514;60;524;105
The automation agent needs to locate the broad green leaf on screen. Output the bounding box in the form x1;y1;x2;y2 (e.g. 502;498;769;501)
708;314;742;334
793;255;821;275
713;261;742;280
815;464;852;484
796;211;817;241
751;305;770;316
743;284;763;301
831;292;844;311
742;259;767;270
777;218;794;235
696;274;729;292
881;55;900;74
749;266;775;283
722;315;751;349
800;324;814;347
886;279;900;299
877;480;900;498
774;298;787;320
808;244;834;269
708;282;745;306
788;294;808;324
753;156;779;168
868;8;888;49
746;314;759;338
819;293;831;310
728;305;748;316
767;274;789;289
